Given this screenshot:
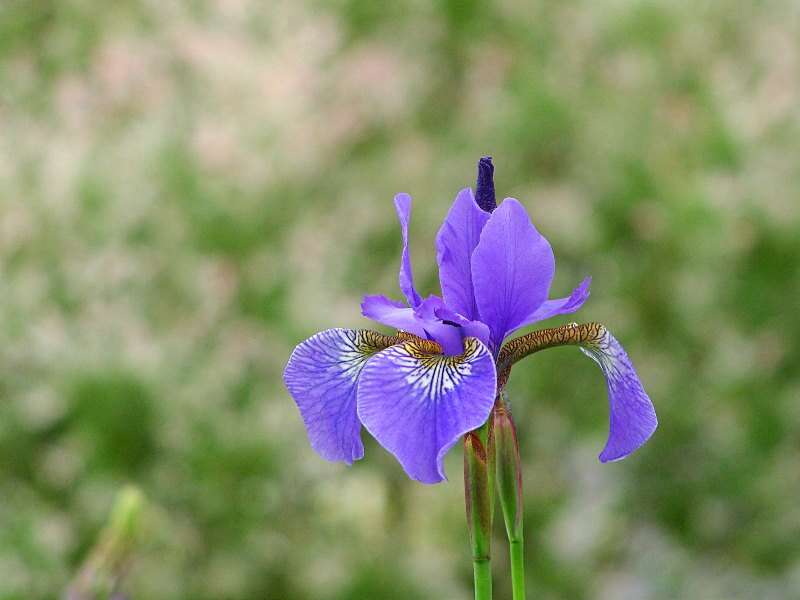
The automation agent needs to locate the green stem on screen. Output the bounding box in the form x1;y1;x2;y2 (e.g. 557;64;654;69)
509;538;525;600
473;557;492;600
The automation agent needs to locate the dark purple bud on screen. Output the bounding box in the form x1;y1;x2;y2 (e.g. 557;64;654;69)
475;156;496;212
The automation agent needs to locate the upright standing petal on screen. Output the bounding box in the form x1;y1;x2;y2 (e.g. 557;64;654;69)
506;276;592;336
394;194;422;308
472;199;556;349
284;329;396;465
357;338;497;483
579;327;658;462
436;188;491;320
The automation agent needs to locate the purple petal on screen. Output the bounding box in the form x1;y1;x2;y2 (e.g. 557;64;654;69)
362;294;466;356
471;198;555;349
284;328;390;465
357;338;497;483
579;328;658;462
411;296;466;355
436;188;491;320
361;295;424;336
507;276;592;336
433;303;492;348
394;194;422;308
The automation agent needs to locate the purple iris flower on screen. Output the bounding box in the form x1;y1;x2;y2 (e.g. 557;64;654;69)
284;158;657;484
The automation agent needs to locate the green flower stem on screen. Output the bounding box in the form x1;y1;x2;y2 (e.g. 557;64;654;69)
464;417;495;600
472;557;492;600
495;399;526;600
509;538;525;600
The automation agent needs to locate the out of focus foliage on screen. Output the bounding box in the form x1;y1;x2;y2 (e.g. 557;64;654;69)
1;1;799;598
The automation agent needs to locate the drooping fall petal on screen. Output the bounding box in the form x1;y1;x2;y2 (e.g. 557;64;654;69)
579;327;658;462
284;328;397;464
357;337;497;483
498;322;657;462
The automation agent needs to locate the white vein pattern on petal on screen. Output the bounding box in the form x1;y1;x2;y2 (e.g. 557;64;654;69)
579;327;657;458
355;337;497;482
579;327;621;375
284;328;389;463
396;352;475;400
579;329;642;400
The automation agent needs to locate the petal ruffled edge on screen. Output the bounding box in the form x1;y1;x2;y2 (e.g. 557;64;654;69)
357;337;497;483
284;328;396;465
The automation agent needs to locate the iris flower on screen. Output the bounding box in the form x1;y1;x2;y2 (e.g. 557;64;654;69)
284;158;657;484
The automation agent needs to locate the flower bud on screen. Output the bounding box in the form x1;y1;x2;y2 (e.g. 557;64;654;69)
464;419;495;561
494;401;523;543
475;156;497;212
65;486;145;600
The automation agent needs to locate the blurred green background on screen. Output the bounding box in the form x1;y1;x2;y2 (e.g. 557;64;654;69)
1;0;799;598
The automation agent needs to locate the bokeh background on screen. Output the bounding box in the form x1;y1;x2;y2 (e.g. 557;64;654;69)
1;0;799;598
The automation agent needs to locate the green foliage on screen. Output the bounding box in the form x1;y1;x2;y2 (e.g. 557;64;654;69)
67;371;156;475
0;0;798;598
